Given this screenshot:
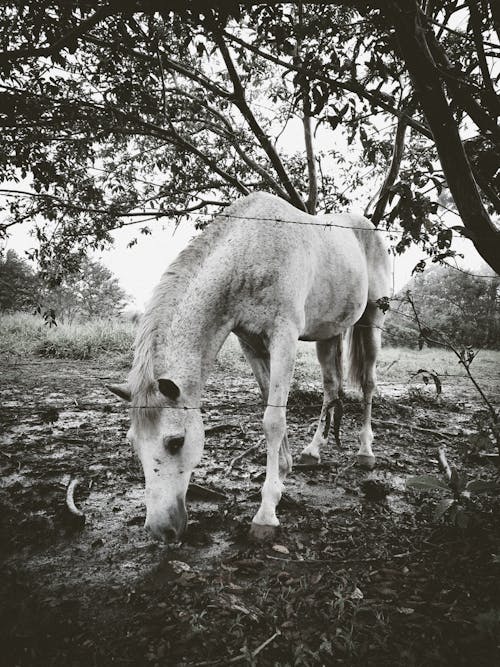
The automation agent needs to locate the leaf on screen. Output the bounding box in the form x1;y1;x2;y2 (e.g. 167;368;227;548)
466;479;500;494
406;475;449;491
434;498;455;520
272;544;289;554
350;587;364;600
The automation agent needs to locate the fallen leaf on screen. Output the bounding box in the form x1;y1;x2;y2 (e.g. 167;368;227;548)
170;560;191;574
351;587;364;600
272;544;289;554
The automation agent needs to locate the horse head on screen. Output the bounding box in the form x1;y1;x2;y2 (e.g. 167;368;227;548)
108;378;204;541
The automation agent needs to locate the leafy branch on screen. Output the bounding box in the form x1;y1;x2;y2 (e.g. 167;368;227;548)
406;291;499;454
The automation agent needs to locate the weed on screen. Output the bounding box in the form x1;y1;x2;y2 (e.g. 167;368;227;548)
406;446;500;527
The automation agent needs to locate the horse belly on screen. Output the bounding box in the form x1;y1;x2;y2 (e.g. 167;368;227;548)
300;254;368;340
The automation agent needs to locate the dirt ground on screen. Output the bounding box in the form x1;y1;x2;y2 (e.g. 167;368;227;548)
1;353;499;666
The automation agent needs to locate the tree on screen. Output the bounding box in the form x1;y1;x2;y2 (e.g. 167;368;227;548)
0;249;41;312
41;258;130;322
0;1;498;275
385;265;500;349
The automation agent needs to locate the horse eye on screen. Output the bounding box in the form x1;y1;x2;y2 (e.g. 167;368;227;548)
165;436;184;455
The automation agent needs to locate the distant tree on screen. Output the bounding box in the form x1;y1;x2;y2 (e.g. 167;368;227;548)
385;266;500;349
0;249;41;312
42;258;130;322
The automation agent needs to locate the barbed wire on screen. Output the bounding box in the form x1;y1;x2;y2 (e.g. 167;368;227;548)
0;286;498;417
1;375;498;416
120;212;500;280
3;188;499;280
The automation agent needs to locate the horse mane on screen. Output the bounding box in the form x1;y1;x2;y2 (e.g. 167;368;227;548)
128;216;230;405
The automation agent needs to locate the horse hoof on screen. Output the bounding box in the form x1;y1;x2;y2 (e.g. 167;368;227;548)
249;522;277;541
357;454;376;470
299;453;320;465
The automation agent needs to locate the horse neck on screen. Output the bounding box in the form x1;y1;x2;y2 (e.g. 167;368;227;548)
161;276;232;403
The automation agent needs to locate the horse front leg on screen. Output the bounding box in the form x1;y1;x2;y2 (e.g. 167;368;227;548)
238;338;292;481
250;327;298;540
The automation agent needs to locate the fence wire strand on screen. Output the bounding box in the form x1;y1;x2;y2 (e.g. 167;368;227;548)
1;302;498;415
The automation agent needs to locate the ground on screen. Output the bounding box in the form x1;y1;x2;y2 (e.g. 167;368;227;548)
1;341;499;666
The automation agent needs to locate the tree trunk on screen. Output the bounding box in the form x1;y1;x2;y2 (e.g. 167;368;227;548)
387;0;500;275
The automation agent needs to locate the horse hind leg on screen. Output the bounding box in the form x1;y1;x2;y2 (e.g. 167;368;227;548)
238;338;292;481
348;303;383;469
300;336;343;464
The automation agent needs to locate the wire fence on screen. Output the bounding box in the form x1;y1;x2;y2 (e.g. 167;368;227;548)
1;300;498;416
3;192;499;279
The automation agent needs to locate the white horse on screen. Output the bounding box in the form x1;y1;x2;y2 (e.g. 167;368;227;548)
109;192;390;541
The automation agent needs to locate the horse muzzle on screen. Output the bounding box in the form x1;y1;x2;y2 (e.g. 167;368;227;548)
144;494;188;542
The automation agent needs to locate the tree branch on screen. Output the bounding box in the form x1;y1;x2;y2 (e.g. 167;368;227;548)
0;6;111;65
467;1;500;114
366;98;416;225
422;20;500;147
223;30;433;140
388;0;500;274
296;2;318;215
212;29;307;210
85;35;233;102
165;88;291;200
302;112;318;215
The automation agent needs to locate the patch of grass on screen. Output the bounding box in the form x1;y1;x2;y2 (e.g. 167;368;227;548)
217;336;499;403
0;312;48;356
0;312;135;360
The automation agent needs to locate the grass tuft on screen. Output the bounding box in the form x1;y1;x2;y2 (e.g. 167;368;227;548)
0;312;135;360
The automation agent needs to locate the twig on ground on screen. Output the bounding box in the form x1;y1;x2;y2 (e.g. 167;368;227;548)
266;555;383;565
372;418;456;439
192;630;280;666
187;483;227;501
228;438;263;472
332;460;356;486
205;422;242;436
438;446;453;481
66;478;85;523
437;445;461;496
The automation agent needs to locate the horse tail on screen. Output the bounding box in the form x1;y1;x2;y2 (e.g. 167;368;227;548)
345;321;368;391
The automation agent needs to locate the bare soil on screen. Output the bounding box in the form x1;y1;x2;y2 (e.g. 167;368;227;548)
1;355;499;666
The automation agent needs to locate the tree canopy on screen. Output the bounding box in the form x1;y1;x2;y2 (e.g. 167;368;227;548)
0;251;129;321
41;257;130;322
0;249;41;312
0;1;499;277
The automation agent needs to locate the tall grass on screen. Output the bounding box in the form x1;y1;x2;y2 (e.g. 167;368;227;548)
0;312;135;360
1;314;498;401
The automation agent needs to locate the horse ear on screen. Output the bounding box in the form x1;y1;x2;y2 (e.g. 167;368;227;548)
107;383;132;402
158;378;180;400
